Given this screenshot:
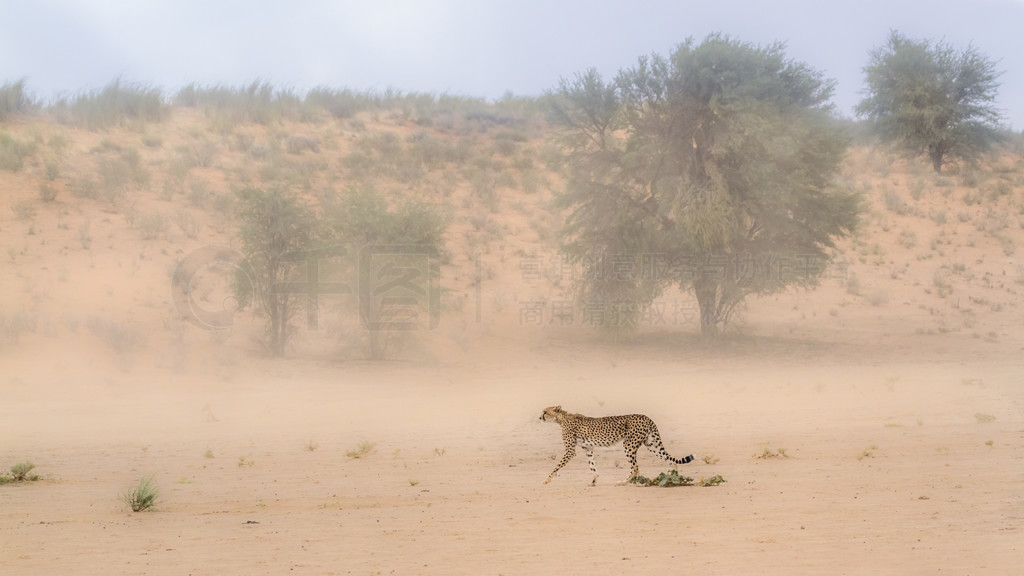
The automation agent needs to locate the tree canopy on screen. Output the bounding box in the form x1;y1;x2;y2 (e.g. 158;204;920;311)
552;34;860;336
234;186;319;356
856;30;1003;173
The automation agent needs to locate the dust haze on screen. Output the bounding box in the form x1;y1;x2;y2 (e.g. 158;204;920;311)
2;40;1023;576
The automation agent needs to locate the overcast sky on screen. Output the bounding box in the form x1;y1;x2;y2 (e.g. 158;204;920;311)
2;0;1021;128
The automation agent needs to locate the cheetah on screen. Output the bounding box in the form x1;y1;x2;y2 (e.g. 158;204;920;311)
540;405;694;485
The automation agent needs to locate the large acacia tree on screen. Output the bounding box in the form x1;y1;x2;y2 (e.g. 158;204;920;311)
856;30;1003;173
553;35;860;336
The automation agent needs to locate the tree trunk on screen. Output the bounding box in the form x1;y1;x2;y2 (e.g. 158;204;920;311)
694;276;720;337
929;149;944;174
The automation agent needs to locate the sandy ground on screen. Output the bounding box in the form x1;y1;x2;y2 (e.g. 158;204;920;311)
2;332;1021;575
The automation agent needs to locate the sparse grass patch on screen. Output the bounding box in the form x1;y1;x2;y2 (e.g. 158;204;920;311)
962;190;983;206
285;136;320;154
38;183;58;203
120;474;159;512
755;447;788;459
11;200;36;221
0;132;34;172
141;132;163;149
78;220;92;249
857;445;878;460
898;229;917;249
305;440;319;452
933;270;953;298
86;316;142;356
174;209;201;239
43;159;61;181
882;186;910;215
346;441;376;459
865;290;888;307
701;454;720;465
843;271;861;296
51;79;166;130
137;211;168;240
974;413;996;423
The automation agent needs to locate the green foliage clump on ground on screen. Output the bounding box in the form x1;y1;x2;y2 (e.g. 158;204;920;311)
0;461;41;484
629;470;727;487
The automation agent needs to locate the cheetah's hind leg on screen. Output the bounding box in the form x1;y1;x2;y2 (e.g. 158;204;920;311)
584;446;598;486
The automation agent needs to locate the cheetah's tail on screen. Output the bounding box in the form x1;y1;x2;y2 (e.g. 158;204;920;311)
672;454;695;465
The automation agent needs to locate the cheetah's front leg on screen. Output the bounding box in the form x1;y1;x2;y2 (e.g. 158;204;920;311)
545;446;576;484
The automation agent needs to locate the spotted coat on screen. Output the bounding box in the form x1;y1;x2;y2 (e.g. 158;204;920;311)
540;405;694;485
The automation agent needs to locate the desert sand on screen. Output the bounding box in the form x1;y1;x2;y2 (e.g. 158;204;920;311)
2;109;1022;575
3;327;1021;575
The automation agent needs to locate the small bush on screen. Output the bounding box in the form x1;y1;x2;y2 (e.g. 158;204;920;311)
896;230;916;250
346;440;376;459
38;184;58;203
0;461;40;484
70;178;98;199
175;209;201;239
140;133;163;149
10;461;37;481
43;160;60;181
285;136;320;154
137;212;168;240
962;190;983;206
120;475;159;512
882;187;910;215
699;474;727;487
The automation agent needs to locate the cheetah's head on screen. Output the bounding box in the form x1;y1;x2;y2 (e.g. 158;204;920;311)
540;405;565;423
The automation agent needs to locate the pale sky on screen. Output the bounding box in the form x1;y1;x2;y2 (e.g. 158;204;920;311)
2;0;1022;128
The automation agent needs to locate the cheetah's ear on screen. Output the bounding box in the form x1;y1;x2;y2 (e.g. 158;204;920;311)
555;405;562;412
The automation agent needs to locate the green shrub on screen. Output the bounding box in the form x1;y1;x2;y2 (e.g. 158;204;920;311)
0;132;33;172
38;184;58;203
628;470;726;487
120;475;159;511
0;79;34;120
0;461;41;483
